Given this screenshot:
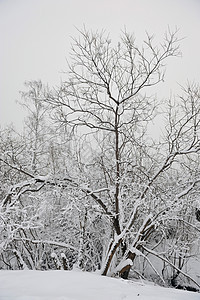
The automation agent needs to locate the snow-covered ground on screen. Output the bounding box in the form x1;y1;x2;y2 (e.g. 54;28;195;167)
0;270;199;300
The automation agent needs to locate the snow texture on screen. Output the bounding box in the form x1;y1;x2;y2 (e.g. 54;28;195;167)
0;270;199;300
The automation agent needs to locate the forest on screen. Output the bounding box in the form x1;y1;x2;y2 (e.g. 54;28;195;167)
1;28;200;290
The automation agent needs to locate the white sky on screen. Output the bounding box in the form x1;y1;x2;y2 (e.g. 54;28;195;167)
1;0;200;130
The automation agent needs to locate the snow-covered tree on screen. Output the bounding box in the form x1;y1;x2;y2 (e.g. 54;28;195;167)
39;28;200;285
1;28;200;290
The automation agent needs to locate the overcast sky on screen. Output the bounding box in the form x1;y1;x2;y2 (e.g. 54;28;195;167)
1;0;200;130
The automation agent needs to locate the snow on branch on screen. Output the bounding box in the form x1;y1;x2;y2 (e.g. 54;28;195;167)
176;178;200;199
142;245;200;289
23;239;78;252
1;157;112;218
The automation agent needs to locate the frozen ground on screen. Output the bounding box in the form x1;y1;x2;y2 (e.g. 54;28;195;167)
0;270;199;300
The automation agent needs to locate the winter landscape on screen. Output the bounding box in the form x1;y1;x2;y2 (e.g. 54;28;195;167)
1;1;200;299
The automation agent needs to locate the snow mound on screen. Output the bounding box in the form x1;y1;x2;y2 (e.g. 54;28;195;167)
0;270;199;300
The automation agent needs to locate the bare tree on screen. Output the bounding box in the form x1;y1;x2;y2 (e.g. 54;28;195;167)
42;28;197;279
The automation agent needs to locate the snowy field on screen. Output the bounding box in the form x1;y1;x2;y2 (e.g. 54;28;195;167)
0;270;199;300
